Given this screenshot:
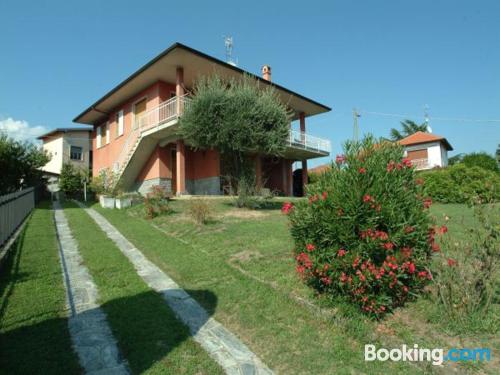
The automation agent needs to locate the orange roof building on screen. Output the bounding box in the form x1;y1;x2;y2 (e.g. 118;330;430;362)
399;131;453;170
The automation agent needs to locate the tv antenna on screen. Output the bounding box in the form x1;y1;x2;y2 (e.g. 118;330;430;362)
353;108;361;141
224;36;237;66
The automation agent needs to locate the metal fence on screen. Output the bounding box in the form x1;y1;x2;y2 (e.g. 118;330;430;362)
0;187;35;248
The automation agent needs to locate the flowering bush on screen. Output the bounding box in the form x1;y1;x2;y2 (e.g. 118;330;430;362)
285;136;437;317
144;185;172;219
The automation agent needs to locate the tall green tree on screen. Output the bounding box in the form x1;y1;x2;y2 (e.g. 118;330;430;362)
390;119;428;141
179;75;291;187
0;133;50;195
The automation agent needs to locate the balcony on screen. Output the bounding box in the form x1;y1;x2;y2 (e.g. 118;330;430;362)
411;158;430;170
134;96;330;158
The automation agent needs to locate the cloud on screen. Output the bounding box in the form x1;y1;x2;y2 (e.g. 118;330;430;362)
0;117;48;142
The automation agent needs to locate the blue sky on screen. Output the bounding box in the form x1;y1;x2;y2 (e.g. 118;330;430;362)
1;0;499;167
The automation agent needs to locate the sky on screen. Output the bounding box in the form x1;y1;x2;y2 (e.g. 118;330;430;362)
1;0;499;167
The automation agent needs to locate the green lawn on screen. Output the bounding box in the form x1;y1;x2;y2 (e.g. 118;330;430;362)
0;201;82;375
62;201;223;375
1;199;496;374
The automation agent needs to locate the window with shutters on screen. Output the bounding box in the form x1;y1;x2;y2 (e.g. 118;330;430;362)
116;110;124;137
96;126;102;148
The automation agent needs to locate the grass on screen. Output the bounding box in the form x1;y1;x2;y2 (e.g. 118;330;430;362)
0;201;82;375
96;198;498;374
62;200;223;374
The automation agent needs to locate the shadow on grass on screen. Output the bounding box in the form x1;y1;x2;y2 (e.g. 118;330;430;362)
1;288;219;374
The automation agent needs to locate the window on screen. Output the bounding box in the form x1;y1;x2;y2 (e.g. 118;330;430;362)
96;126;102;148
116;110;124;137
70;146;83;161
105;122;110;144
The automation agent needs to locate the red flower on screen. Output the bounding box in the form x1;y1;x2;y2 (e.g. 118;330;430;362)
321;191;328;200
447;258;458;267
376;231;389;240
432;243;440;252
418;271;428;279
309;194;319;204
387;161;395;172
335;154;346;164
383;242;394;250
402;158;413;168
438;225;448;235
321;276;332;285
306;243;316;252
358;167;367;174
337;248;347;257
352;256;361;268
404;226;415;234
281;202;294;214
295;265;305;274
407;262;416;274
403;286;409;293
340;272;348;283
363;194;372;203
423;197;432;209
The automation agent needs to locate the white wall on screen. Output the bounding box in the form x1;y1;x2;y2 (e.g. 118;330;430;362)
41;131;91;175
41;137;63;174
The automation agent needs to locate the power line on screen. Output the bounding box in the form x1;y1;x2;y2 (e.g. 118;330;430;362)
359;110;500;123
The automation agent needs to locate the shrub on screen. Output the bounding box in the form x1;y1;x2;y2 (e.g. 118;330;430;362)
285;136;436;317
143;185;171;219
89;168;119;196
420;164;500;203
233;175;274;209
432;205;499;330
59;163;84;197
462;152;498;172
188;199;213;224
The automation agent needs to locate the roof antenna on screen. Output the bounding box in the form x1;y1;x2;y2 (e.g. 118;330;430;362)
223;36;237;66
423;104;432;133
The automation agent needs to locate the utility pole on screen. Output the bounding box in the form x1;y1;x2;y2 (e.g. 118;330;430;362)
423;104;432;133
353;108;361;141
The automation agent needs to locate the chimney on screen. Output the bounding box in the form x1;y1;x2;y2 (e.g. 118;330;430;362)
261;65;272;81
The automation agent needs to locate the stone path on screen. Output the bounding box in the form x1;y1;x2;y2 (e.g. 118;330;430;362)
53;201;129;375
75;201;273;375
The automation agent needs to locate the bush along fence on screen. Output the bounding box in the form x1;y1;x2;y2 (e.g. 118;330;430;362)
0;187;35;250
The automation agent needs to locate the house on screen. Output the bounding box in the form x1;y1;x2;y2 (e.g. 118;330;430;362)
37;127;93;176
399;131;453;170
72;42;331;196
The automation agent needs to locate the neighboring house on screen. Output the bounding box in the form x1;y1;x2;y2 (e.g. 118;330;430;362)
399;131;453;170
72;42;331;196
37;127;93;175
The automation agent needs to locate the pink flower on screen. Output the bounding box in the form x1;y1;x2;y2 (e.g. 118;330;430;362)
335;154;346;164
432;243;440;252
306;243;316;252
447;258;457;267
402;158;413;167
423;198;432;209
383;242;394;250
321;191;328;200
321;277;332;285
337;248;347;257
407;262;416;274
281;202;294;214
363;194;372;203
358;167;367;174
438;225;448;235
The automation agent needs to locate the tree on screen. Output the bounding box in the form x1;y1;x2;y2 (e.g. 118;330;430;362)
0;133;50;195
59;163;86;197
461;152;498;172
390;119;428;141
179;75;291;189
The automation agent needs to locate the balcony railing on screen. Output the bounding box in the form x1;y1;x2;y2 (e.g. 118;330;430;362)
135;95;192;132
411;158;430;170
288;130;331;154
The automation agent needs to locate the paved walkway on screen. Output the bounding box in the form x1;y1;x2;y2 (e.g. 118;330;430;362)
53;201;129;375
76;201;273;375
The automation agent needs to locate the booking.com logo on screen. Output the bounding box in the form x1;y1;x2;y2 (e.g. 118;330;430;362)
365;344;492;366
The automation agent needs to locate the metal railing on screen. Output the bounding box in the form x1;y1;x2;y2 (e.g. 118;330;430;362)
411;158;430;170
114;95;191;173
288;130;331;154
0;187;35;248
136;95;192;132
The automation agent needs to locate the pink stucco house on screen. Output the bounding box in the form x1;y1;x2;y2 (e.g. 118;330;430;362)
73;43;331;196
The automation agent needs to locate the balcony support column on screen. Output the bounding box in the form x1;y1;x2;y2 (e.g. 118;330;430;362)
176;66;184;115
176;139;186;195
299;112;308;196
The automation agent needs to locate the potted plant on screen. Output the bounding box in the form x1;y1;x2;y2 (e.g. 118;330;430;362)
90;169;119;208
115;192;133;209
